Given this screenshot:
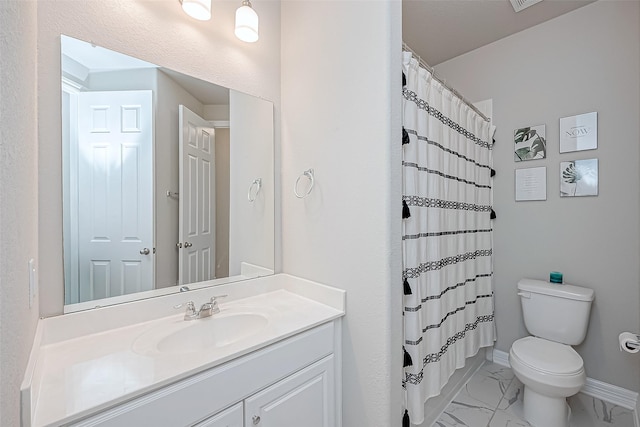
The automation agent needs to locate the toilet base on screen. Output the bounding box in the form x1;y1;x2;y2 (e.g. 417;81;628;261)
523;386;570;427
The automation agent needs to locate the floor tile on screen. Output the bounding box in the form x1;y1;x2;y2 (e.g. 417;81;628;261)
460;363;514;410
435;362;637;427
568;393;636;427
434;392;496;427
495;378;525;413
488;409;532;427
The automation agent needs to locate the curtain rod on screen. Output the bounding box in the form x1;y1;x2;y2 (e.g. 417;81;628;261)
402;42;490;122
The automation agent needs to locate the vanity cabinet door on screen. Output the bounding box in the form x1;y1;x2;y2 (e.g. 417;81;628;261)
244;355;334;427
193;402;243;427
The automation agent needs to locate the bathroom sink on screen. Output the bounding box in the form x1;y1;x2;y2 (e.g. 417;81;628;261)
133;310;269;356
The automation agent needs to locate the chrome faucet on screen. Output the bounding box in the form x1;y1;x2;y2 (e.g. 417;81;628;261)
174;295;228;321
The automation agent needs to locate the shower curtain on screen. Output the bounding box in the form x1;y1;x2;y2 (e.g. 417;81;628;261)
401;51;495;424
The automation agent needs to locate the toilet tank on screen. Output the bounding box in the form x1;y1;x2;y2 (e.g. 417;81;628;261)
518;278;594;345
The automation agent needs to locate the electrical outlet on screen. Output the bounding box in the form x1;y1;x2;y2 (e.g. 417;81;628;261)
29;258;37;308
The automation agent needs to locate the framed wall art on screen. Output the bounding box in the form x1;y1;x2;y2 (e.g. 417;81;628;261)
514;124;546;161
515;167;547;201
560;158;598;197
559;112;597;153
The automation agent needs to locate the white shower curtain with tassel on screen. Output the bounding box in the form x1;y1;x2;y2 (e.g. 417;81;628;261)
402;51;495;424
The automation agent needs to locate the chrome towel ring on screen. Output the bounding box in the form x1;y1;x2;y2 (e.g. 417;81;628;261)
247;178;262;202
294;169;315;199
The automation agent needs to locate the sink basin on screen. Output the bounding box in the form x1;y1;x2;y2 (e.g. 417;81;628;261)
133;310;269;356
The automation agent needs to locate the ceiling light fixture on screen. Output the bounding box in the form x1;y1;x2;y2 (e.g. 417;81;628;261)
235;0;259;43
180;0;212;21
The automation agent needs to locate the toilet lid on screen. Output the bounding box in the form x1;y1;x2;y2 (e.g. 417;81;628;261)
511;336;584;375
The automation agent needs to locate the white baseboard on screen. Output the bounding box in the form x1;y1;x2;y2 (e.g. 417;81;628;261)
492;347;510;368
582;378;639;411
491;349;639;413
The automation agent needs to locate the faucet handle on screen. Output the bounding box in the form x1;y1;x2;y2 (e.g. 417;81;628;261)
209;295;228;314
174;301;197;320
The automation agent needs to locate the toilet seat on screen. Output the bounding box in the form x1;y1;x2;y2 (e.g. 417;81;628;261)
511;336;583;375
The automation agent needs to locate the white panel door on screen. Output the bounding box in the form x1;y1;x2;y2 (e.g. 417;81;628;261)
179;105;216;285
77;90;153;302
244;356;335;427
193;402;243;427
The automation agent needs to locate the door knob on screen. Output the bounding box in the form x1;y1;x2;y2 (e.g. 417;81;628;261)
176;242;183;249
184;242;193;248
252;415;261;425
139;248;150;255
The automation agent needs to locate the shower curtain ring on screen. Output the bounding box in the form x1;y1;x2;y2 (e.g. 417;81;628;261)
294;169;314;199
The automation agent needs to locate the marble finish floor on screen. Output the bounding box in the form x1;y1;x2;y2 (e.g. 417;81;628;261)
434;362;636;427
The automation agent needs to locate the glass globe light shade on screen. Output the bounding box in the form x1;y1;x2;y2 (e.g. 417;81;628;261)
181;0;211;21
235;2;259;43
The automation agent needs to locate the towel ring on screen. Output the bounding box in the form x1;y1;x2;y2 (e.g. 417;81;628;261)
294;169;314;199
247;178;262;202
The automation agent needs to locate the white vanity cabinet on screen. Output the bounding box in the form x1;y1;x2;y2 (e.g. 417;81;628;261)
194;403;243;427
197;355;334;427
244;356;334;427
69;321;341;427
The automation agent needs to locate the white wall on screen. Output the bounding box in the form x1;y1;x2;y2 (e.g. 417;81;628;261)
0;2;40;425
435;1;640;392
155;70;205;288
229;90;274;275
281;1;403;426
37;0;281;316
214;128;231;279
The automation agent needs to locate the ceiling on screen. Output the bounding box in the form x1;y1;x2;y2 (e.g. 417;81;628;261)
62;35;229;105
403;0;596;66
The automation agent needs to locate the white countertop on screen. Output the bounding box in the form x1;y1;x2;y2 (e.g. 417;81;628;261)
22;274;345;427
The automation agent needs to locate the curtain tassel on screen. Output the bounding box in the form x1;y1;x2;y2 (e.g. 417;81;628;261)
402;127;410;145
490;209;497;220
402;201;411;219
403;278;412;295
403;346;413;367
403;409;410;427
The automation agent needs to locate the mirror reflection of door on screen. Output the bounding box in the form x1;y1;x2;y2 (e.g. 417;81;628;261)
178;105;216;285
73;90;154;302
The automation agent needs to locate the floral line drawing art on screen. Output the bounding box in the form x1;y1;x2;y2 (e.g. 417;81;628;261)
514;125;546;162
560;159;598;197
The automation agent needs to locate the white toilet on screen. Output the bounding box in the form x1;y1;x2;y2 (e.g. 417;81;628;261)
509;278;594;427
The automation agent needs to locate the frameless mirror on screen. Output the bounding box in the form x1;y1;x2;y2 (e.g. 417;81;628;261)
61;35;274;312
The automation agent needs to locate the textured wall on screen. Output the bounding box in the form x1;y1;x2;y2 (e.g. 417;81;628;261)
436;1;640;392
281;2;403;426
37;0;281;316
229;90;274;276
0;2;40;425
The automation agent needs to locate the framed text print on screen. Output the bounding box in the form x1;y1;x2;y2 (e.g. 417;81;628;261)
559;112;597;153
515;167;547;201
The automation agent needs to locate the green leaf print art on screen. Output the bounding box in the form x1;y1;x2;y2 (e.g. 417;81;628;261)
514;124;546;162
560;159;599;197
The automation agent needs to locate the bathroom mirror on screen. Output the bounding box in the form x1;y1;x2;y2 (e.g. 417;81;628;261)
61;35;274;312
